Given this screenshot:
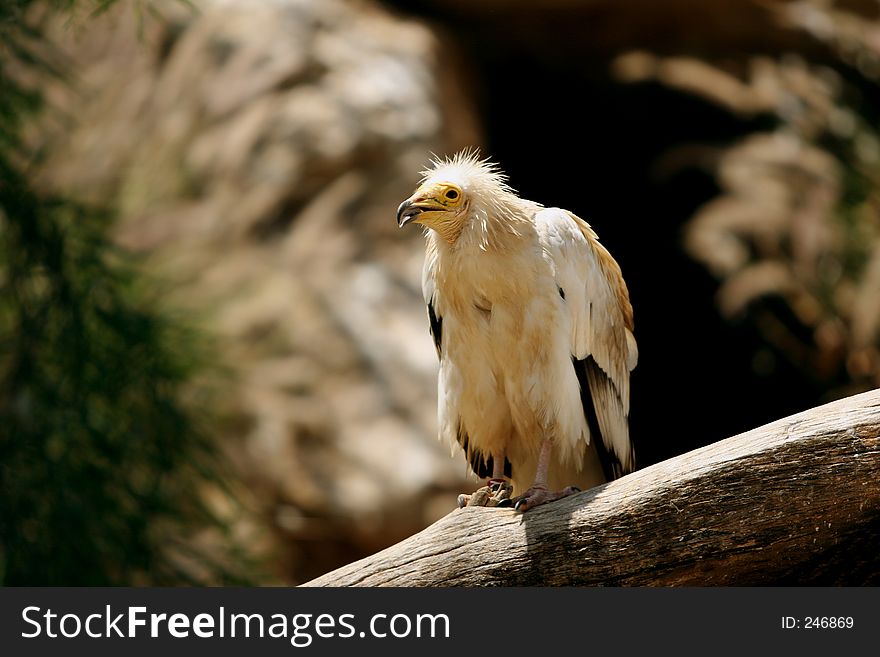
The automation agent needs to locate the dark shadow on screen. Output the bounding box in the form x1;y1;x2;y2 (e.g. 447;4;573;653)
513;486;607;586
473;58;823;468
383;0;834;466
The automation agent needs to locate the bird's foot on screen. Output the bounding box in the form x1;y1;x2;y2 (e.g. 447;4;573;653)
457;479;514;508
512;484;581;512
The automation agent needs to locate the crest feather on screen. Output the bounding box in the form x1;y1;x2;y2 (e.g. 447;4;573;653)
420;148;515;196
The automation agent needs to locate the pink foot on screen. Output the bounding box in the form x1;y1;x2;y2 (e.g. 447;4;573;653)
512;484;581;512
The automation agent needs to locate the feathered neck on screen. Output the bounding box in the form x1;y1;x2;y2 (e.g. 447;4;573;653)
421;150;540;252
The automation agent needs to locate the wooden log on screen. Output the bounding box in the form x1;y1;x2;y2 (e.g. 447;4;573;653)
303;389;880;586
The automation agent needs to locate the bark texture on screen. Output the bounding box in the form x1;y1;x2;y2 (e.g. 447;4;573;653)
305;389;880;586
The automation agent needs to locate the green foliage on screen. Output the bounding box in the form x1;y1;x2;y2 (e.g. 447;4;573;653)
0;0;252;585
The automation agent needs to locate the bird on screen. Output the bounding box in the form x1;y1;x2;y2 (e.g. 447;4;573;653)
397;150;638;511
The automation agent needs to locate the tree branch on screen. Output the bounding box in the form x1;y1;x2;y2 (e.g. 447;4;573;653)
303;389;880;586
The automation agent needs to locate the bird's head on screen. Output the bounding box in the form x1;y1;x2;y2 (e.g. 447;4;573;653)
397;150;518;245
396;179;466;238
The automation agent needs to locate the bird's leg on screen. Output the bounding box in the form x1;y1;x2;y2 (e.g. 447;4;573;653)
457;453;513;508
487;455;509;491
487;455;514;506
513;437;580;512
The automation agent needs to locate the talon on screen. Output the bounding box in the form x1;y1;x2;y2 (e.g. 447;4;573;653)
512;483;579;512
497;498;513;508
457;494;470;508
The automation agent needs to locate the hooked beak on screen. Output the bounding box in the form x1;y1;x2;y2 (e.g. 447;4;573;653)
396;199;420;228
397;197;444;228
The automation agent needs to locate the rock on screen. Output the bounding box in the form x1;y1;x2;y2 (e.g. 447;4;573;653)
36;0;481;583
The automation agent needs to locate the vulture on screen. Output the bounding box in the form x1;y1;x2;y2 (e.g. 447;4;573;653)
397;151;638;511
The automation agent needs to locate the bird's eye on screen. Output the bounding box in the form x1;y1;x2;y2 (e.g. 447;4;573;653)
445;189;459;201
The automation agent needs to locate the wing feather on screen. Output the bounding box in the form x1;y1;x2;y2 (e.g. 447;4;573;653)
422;238;442;359
536;208;638;476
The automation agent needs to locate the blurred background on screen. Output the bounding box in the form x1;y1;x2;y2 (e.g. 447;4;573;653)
1;0;879;585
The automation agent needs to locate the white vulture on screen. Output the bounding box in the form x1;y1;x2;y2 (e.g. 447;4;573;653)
397;151;638;511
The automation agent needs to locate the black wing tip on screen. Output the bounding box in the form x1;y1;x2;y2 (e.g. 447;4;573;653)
427;299;442;358
573;355;635;482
